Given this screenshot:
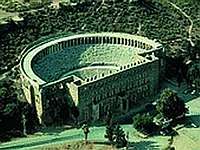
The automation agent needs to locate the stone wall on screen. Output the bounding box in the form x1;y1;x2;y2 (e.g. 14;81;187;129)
20;33;164;124
20;74;43;123
77;58;159;121
33;56;159;123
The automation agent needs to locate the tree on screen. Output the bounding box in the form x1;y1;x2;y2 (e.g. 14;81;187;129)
187;63;200;89
71;105;79;125
113;124;127;148
156;88;188;122
133;113;156;134
82;124;90;142
105;123;116;143
104;110;115;143
105;124;127;147
104;113;127;148
0;79;39;141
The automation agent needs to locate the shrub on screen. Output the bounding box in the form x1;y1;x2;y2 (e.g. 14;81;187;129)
133;113;157;134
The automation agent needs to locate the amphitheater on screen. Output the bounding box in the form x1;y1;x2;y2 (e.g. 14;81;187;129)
20;32;165;124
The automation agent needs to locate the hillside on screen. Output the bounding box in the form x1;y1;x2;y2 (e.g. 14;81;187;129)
0;0;199;73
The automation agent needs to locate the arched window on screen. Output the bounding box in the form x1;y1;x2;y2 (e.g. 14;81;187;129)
135;41;138;47
70;39;73;46
66;40;69;47
88;37;91;44
122;38;124;44
81;38;84;44
96;37;99;44
118;38;120;44
131;40;134;46
114;37;117;44
94;75;97;80
103;37;106;43
85;37;88;44
91;37;95;44
99;37;102;44
107;37;109;44
77;38;80;45
110;37;113;44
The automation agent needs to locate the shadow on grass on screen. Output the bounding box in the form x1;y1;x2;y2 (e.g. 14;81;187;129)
0;133;82;150
128;141;160;150
93;141;111;145
185;115;200;128
182;94;200;103
39;125;74;135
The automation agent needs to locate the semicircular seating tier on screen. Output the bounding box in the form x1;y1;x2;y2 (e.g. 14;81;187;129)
20;32;162;86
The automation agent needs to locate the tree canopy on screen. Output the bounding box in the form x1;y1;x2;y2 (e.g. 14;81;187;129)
133;113;157;134
156;88;188;121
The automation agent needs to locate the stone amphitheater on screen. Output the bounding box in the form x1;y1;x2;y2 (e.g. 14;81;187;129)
20;32;165;124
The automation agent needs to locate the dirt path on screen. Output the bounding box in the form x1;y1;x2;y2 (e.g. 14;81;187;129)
168;1;195;47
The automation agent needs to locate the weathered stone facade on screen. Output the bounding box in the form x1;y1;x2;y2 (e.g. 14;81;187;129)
20;33;164;125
